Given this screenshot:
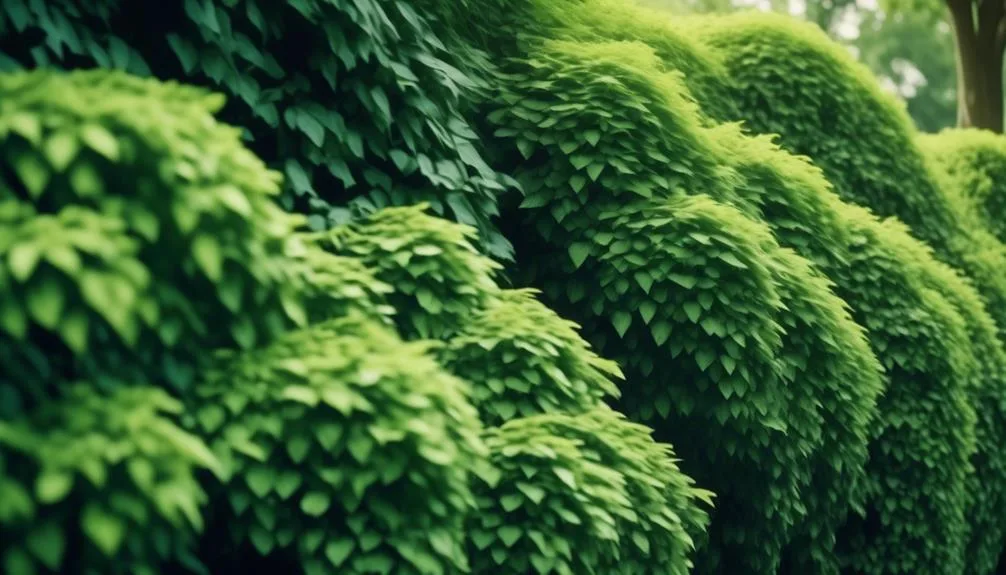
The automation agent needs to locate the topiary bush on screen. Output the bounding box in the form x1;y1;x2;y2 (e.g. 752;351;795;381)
920;130;1006;246
189;314;489;575
918;129;1006;574
438;288;623;426
483;36;885;574
471;407;711;575
0;0;516;259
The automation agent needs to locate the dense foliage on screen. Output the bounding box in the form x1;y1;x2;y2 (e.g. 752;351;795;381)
0;0;516;259
4;0;1006;574
0;62;709;575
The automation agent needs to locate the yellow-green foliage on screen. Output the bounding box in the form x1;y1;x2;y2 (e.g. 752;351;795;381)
439;288;623;426
317;205;502;341
0;70;354;402
485;35;885;574
472;407;712;575
709;123;981;575
1;67;712;575
0;385;221;575
191;315;489;575
919;129;1006;575
690;12;960;257
920;130;1006;245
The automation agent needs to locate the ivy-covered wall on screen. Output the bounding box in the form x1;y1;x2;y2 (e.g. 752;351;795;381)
3;0;1006;574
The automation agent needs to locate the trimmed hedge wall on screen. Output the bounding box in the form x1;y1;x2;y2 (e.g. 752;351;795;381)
4;0;1006;574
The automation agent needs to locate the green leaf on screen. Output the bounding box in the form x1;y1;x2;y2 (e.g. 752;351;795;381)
191;234;223;281
246;466;275;498
611;311;632;337
325;539;356;567
80;124;120;161
568;243;591;269
301;492;332;517
9;244;41;282
498;526;523;547
683;302;702;323
26;522;65;570
36;471;74;504
81;504;126;556
516;482;546;505
43;132;80;172
26;276;65;329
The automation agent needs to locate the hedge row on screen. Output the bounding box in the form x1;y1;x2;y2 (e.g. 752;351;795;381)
4;0;1006;574
462;0;1006;573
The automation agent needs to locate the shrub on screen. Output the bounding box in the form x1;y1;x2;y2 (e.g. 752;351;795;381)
0;0;515;258
484;37;884;573
690;12;960;257
919;129;1006;574
919;129;1006;245
439;288;623;426
0;68;498;575
826;213;977;575
189;314;488;575
316;204;501;341
471;407;711;575
0;385;220;575
0;69;354;407
710;124;981;575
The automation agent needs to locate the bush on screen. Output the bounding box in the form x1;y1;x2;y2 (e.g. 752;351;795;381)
919;130;1006;246
919;129;1006;575
439;288;623;426
710;123;981;575
483;36;884;573
315;204;501;341
190;314;488;575
0;385;220;575
0;0;515;258
0;68;492;574
690;12;960;257
471;407;711;575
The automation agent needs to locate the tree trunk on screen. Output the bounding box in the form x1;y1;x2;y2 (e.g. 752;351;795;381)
948;0;1005;133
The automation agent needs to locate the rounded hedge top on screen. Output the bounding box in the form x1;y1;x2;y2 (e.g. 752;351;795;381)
317;204;501;341
471;407;711;575
439;288;623;426
191;313;488;575
691;12;960;256
531;0;738;122
919;129;1006;245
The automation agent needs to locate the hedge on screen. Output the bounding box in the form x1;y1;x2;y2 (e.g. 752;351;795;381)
482;34;889;573
689;13;959;256
471;407;712;575
7;0;1006;573
0;66;711;575
920;130;1006;245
